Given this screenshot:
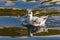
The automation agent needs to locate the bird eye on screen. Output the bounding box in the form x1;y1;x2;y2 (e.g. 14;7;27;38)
43;18;46;19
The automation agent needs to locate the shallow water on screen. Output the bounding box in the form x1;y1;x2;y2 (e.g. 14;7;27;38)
0;1;60;40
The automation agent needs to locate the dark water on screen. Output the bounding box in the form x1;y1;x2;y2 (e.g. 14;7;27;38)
0;37;60;40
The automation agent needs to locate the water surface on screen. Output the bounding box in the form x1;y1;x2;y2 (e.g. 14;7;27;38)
0;37;60;40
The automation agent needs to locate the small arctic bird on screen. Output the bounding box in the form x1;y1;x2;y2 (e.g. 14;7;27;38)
20;9;48;37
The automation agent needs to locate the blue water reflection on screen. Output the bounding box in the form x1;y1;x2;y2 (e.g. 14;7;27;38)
0;16;20;27
0;37;60;40
0;16;60;28
0;1;60;9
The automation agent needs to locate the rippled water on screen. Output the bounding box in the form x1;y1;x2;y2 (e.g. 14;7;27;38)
0;16;60;28
0;1;60;40
0;1;60;9
0;16;20;27
46;16;60;28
